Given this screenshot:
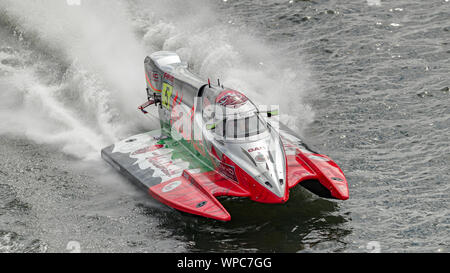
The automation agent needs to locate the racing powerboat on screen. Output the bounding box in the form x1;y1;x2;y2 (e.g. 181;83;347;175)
101;51;349;221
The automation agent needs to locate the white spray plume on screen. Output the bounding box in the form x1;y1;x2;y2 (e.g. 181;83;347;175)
0;0;315;160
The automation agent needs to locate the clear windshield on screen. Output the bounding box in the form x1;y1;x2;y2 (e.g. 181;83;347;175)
212;114;266;139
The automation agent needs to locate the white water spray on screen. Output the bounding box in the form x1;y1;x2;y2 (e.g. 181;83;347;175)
0;0;314;160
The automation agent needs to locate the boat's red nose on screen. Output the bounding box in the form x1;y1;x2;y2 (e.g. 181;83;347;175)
295;151;349;201
229;162;289;204
330;180;349;200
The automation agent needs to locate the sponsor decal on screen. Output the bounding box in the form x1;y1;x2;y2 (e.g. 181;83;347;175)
196;201;207;208
111;131;206;184
152;72;160;82
164;73;174;82
131;144;164;155
162;82;174;109
146;72;161;93
162;181;182;193
248;147;265;153
216;90;249;108
254;153;266;163
147;156;184;177
217;161;238;182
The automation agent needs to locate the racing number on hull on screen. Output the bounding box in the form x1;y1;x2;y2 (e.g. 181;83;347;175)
161;82;173;109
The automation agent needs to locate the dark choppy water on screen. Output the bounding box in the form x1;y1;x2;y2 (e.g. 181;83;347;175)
0;0;448;253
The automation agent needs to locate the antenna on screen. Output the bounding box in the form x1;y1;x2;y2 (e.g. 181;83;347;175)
217;79;220;86
208;78;211;88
